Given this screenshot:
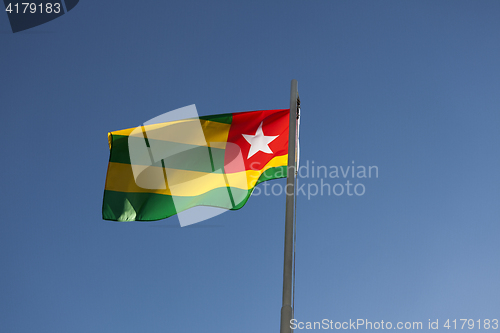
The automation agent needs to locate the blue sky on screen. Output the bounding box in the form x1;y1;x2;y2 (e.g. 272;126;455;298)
1;1;499;332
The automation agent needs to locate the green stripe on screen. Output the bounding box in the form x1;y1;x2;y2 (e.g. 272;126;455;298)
198;113;232;124
102;187;252;221
108;113;233;171
102;166;287;221
256;166;287;185
109;135;226;173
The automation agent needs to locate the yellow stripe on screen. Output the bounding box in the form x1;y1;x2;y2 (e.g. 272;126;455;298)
110;119;230;149
105;155;288;197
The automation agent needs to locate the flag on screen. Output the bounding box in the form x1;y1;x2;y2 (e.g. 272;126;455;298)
102;109;290;222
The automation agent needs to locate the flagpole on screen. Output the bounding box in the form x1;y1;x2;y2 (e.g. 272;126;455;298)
280;79;299;333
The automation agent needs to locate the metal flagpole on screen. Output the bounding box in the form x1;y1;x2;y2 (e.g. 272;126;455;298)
280;79;299;333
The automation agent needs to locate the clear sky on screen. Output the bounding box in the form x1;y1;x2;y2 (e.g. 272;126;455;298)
1;1;499;332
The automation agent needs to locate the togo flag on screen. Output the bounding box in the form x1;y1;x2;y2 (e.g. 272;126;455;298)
102;108;290;224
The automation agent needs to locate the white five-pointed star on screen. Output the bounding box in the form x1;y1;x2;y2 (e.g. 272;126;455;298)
242;121;279;159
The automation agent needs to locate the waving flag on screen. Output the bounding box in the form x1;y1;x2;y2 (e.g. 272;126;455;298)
102;109;290;223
